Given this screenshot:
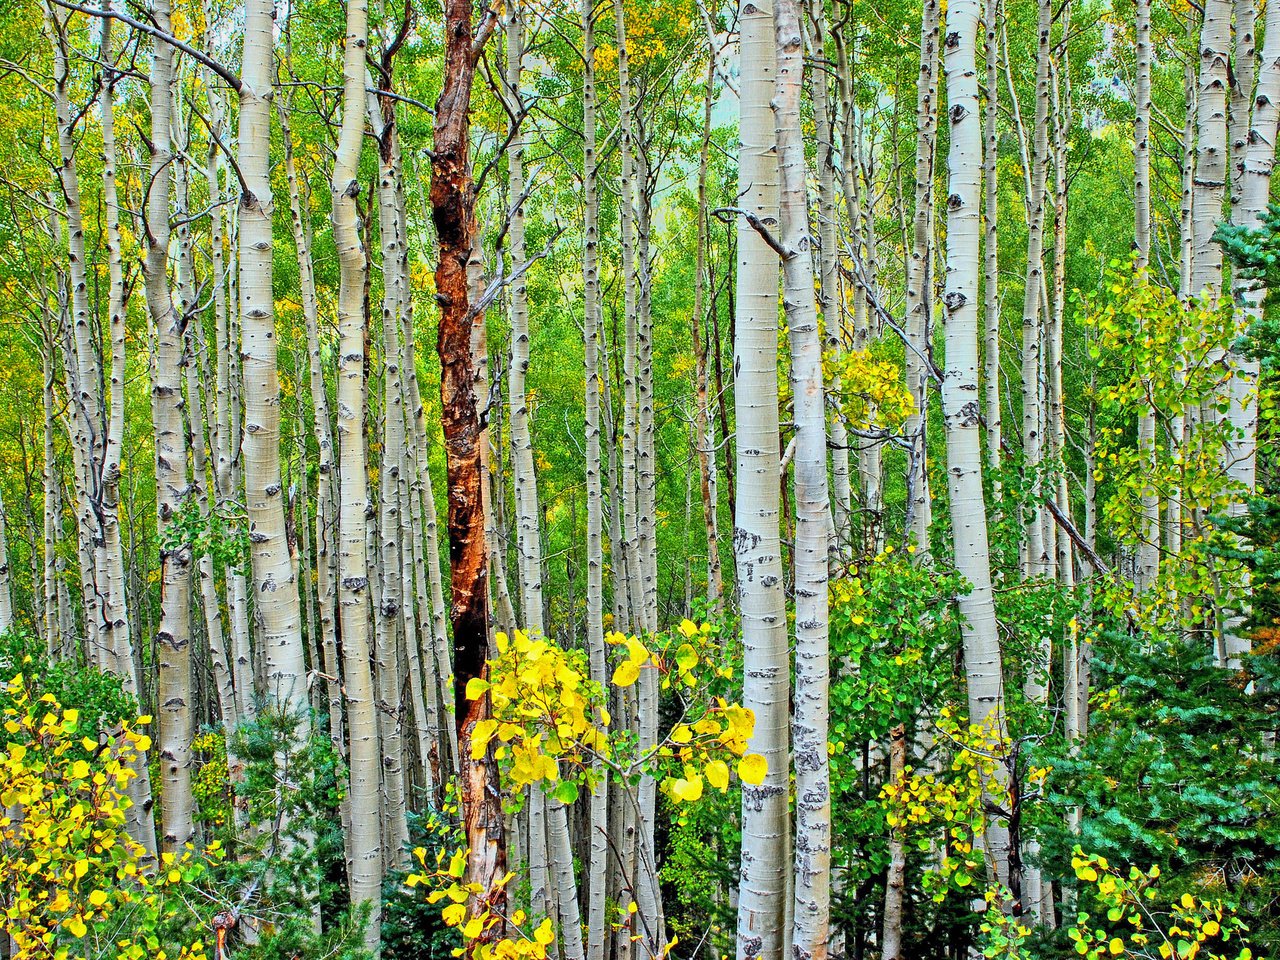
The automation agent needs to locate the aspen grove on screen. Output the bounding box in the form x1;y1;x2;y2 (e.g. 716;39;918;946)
1;0;1279;955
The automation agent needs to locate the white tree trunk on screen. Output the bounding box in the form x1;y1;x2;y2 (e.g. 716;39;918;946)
941;0;1011;885
734;1;790;956
331;0;383;938
775;1;832;954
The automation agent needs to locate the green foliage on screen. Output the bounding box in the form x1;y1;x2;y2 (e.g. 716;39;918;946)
1040;630;1280;950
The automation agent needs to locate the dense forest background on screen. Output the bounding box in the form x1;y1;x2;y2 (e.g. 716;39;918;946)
0;0;1276;957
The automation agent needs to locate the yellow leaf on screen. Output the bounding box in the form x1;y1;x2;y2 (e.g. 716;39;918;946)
612;661;640;687
66;916;87;938
738;753;767;785
706;760;729;791
465;677;490;701
1109;938;1124;955
534;918;555;946
442;903;467;926
88;890;108;907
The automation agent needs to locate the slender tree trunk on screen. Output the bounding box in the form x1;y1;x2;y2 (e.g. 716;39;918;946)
880;724;907;959
904;0;941;557
1019;0;1053;581
332;0;382;937
692;53;724;611
239;0;311;781
983;0;1002;496
941;0;1011;885
1133;0;1159;592
139;0;193;854
581;4;610;953
775;2;832;954
734;0;789;955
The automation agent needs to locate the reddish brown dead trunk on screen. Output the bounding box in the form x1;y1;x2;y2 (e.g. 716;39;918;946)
431;0;504;936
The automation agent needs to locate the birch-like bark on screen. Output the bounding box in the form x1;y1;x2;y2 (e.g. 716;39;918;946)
692;53;724;610
581;3;609;953
0;489;12;635
1133;0;1160;592
97;7;131;679
880;723;907;959
1019;0;1053;580
734;0;790;955
614;0;645;633
775;2;832;954
372;81;411;867
983;0;1001;494
1223;0;1280;667
941;0;1011;885
331;0;382;936
42;2;105;665
139;0;193;853
1192;0;1230;302
277;87;343;755
904;0;941;556
239;0;310;753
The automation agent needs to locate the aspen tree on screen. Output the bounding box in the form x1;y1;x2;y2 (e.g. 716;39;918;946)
136;0;193;853
330;0;382;936
581;1;610;953
941;0;1011;885
1192;0;1230;302
277;86;343;756
1223;0;1280;667
97;8;130;683
1019;0;1053;580
239;0;310;741
904;0;941;556
734;0;790;955
692;52;724;610
1133;0;1159;593
775;0;832;953
983;0;1001;493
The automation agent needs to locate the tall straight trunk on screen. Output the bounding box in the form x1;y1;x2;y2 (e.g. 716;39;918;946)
97;7;131;680
43;1;105;665
941;0;1011;886
734;0;789;956
431;0;505;930
277;88;343;756
503;3;544;639
1192;0;1230;301
1019;0;1053;580
880;723;908;959
139;0;193;854
1133;0;1159;592
806;0;852;562
239;0;310;761
614;0;645;633
1224;0;1280;666
331;0;382;938
1229;0;1258;226
904;0;941;557
692;54;724;610
1170;16;1198;558
581;3;610;954
775;1;832;955
42;344;62;655
372;79;411;868
983;0;1002;494
202;69;254;723
0;489;12;634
